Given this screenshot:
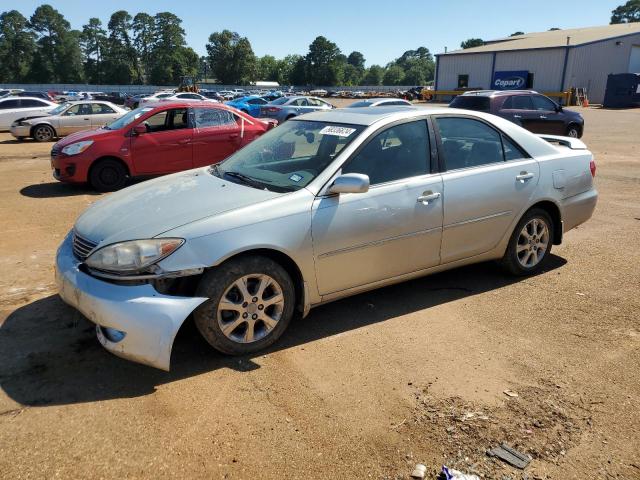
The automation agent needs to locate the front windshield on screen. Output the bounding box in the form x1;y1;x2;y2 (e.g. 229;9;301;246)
214;120;365;192
104;106;154;130
48;102;70;116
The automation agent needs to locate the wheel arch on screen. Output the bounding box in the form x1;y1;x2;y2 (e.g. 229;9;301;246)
200;247;308;317
527;200;563;245
30;122;56;138
88;155;131;178
566;122;583;137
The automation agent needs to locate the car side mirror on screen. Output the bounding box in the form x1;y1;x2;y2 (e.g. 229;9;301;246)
132;124;147;135
555;104;563;112
328;173;370;195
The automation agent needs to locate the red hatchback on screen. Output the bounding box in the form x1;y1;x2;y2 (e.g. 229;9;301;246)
51;103;276;191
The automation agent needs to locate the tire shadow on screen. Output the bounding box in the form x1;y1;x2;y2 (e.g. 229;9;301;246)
0;255;566;406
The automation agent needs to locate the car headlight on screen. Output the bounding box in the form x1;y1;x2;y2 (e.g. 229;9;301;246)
85;238;184;274
61;140;94;156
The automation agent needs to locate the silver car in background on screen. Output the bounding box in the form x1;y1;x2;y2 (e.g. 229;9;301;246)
10;101;127;142
259;95;333;123
56;107;597;370
347;98;412;107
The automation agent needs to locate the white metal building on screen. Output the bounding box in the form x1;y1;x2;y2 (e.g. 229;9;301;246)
435;24;640;104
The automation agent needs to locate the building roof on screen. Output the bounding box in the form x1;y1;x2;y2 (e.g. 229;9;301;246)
440;23;640;55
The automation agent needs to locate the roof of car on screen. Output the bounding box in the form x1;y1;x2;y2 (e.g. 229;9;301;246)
460;90;540;97
0;96;55;103
299;106;448;126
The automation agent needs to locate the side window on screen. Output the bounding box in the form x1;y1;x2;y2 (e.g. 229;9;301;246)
21;99;46;108
1;99;21;109
531;95;557;111
342;121;430;185
292;98;309;106
92;103;115;114
194;108;237;128
143;110;168;132
168;108;189;129
510;95;534;110
64;104;81;116
436;117;504;170
502;135;527;161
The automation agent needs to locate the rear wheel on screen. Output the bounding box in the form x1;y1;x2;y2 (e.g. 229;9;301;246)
501;208;553;276
32;125;55;142
89;158;128;192
194;256;295;355
566;124;580;138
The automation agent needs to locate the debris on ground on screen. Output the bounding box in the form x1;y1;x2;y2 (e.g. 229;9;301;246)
441;465;480;480
487;443;531;469
410;463;427;479
503;390;519;398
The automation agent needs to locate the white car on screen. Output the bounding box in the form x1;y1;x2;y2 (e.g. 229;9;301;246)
0;96;57;131
9;101;127;142
140;92;218;106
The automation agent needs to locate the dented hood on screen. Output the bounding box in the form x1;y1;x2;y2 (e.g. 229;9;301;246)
74;168;280;245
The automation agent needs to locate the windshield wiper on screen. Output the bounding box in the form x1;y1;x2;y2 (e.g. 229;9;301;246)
223;170;269;190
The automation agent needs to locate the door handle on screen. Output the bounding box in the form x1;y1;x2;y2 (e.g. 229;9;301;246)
83;118;90;120
229;133;240;139
539;115;547;119
417;191;441;204
513;115;522;119
516;172;535;182
177;139;191;145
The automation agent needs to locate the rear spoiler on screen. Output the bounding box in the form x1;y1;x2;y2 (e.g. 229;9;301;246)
538;134;587;150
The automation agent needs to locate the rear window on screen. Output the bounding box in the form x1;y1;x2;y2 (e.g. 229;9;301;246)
449;96;491;112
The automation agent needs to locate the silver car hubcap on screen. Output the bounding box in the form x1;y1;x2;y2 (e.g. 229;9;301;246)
35;127;50;140
568;128;578;138
217;274;285;343
516;218;550;268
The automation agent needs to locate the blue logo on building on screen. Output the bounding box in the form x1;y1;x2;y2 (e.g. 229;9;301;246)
493;71;529;90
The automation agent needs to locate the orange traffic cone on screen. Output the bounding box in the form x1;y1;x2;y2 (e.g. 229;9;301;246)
583;98;589;107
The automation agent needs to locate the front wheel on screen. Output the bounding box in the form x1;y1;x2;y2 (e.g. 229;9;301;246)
501;208;553;276
566;124;581;138
32;125;55;142
194;256;296;355
89;158;128;191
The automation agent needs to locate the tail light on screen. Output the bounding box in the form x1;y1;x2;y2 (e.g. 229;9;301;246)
263;107;281;113
589;159;596;177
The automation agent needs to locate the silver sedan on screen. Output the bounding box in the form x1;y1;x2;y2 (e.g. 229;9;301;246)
56;106;598;370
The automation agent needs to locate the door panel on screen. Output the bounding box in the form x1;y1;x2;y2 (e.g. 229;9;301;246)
58;104;92;134
192;108;242;167
440;158;539;263
312;175;443;295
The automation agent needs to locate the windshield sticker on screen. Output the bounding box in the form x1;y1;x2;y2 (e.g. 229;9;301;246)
319;126;356;137
289;173;303;182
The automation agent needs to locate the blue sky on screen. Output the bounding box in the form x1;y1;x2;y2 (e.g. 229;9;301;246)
11;0;623;65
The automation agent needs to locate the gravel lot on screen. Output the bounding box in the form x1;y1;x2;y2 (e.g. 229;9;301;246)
0;105;638;479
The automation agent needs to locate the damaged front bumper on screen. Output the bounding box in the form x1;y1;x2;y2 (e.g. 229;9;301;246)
55;233;207;371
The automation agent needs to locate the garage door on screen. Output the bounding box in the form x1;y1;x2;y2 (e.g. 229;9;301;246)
630;45;640;73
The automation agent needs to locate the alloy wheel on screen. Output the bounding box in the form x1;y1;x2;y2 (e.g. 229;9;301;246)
217;274;285;344
516;218;550;268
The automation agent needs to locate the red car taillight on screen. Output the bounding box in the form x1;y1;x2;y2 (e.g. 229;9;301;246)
590;159;596;177
264;107;281;113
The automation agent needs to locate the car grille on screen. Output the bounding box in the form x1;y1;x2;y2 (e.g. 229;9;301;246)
72;232;98;261
51;145;60;158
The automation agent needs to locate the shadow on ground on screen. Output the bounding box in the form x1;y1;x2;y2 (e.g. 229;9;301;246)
0;256;566;407
20;182;100;198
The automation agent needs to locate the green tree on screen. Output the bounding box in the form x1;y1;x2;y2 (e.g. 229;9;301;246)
147;12;197;85
206;30;256;84
305;36;343;86
29;4;83;82
548;27;561;31
347;51;365;70
81;18;107;83
611;0;640;23
256;55;279;81
0;10;36;82
132;13;155;80
102;10;140;84
460;38;484;49
363;65;384;85
383;64;405;85
288;55;307;85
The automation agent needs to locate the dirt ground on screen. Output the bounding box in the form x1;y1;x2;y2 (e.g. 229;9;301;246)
0;105;638;480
